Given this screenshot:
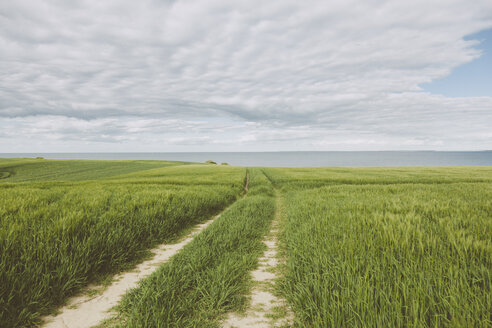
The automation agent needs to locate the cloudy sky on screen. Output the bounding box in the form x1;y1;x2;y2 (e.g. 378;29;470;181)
1;0;492;152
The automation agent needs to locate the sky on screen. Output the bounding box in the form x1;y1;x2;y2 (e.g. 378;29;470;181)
422;29;492;97
1;0;492;152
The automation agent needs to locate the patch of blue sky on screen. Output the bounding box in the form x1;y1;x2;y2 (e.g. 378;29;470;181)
422;29;492;97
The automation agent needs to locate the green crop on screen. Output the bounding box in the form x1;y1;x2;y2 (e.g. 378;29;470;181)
2;161;490;328
0;162;245;327
264;166;492;191
264;167;492;328
0;158;187;182
107;168;276;327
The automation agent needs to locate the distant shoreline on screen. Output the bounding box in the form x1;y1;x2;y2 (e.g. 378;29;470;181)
1;151;492;167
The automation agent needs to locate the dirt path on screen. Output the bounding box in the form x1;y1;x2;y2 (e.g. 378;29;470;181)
223;193;292;328
42;215;219;328
244;171;250;192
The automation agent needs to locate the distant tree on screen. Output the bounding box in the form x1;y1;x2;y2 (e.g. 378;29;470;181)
35;157;44;159
205;160;217;165
221;162;229;165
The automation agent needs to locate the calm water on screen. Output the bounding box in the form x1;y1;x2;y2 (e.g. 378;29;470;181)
1;151;492;167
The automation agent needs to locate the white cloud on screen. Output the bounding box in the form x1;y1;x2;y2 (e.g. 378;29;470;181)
1;0;492;151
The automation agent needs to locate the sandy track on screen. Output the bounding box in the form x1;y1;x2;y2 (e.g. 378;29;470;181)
42;217;217;328
223;194;292;328
244;171;250;192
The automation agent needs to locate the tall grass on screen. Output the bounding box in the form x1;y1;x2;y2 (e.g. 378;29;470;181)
264;166;492;190
275;179;491;327
0;165;245;327
0;158;186;182
110;168;276;327
4;163;490;327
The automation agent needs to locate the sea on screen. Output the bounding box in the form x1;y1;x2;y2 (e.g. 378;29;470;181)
1;151;492;167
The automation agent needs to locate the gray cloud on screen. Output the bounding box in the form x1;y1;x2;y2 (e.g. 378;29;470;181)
1;0;492;151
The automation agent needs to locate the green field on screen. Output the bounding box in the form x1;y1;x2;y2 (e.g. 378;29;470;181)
263;167;491;327
0;159;490;327
0;158;188;182
0;159;245;327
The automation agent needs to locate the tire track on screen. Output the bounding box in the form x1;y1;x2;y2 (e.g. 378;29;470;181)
223;192;292;328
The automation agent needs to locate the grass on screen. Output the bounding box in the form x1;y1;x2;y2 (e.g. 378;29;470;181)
264;166;492;190
0;158;187;182
264;167;492;327
0;163;246;327
2;161;490;327
106;168;276;327
114;164;248;186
